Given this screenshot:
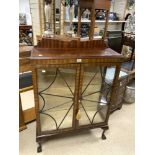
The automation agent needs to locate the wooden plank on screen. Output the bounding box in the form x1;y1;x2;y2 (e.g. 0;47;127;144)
23;107;36;123
19;94;27;131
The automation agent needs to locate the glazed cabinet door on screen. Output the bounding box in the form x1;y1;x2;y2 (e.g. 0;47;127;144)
35;65;79;132
77;65;118;127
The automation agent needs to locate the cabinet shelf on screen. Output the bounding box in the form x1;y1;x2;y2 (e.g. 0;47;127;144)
64;19;127;23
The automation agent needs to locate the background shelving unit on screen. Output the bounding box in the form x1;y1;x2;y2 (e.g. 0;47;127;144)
29;0;128;44
62;0;128;37
64;20;126;23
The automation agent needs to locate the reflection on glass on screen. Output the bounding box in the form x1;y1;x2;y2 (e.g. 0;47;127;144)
79;66;115;126
37;68;76;131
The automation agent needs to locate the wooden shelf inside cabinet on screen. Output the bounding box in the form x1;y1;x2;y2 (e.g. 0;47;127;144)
30;37;125;152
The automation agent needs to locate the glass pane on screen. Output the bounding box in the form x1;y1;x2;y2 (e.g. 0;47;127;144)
37;67;76;132
79;66;115;126
104;67;128;110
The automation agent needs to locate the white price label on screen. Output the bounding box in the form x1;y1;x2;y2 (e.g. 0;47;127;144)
77;59;82;63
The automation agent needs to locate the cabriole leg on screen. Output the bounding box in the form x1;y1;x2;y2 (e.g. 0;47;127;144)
37;142;42;153
101;129;106;140
101;126;109;140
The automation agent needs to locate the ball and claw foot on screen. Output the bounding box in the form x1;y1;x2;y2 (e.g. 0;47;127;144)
37;143;42;153
118;107;122;110
102;131;106;140
101;127;108;140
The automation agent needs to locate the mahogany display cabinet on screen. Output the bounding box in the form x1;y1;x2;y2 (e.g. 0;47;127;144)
30;37;125;152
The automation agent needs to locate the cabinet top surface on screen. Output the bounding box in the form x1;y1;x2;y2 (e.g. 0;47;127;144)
31;47;124;61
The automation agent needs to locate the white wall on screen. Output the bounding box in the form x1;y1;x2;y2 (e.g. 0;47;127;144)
19;0;32;25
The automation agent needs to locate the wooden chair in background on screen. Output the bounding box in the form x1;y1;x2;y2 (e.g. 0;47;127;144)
121;32;135;72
